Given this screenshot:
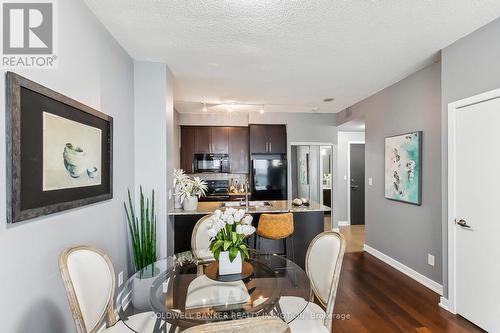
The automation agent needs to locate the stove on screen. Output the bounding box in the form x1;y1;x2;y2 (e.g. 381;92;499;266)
199;180;229;202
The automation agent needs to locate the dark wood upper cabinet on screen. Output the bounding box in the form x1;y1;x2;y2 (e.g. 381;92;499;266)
211;127;229;154
194;127;212;153
181;125;284;174
267;125;287;154
249;124;287;154
249;125;268;154
194;126;229;154
180;126;196;173
228;127;249;174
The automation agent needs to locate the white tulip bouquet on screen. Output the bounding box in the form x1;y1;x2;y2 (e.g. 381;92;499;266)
207;208;255;262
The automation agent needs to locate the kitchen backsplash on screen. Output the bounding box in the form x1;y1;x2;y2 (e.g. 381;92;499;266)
192;173;249;184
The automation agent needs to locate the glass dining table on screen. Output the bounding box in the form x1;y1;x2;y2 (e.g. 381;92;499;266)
116;250;311;332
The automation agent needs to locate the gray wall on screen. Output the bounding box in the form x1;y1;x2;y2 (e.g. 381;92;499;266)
0;0;134;331
337;131;365;222
347;63;443;284
133;62;177;259
441;17;500;297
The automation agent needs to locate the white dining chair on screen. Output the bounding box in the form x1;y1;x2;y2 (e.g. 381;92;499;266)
254;231;346;333
191;215;215;264
180;316;290;333
59;246;167;333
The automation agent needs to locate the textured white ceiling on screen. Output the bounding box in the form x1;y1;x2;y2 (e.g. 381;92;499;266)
84;0;500;113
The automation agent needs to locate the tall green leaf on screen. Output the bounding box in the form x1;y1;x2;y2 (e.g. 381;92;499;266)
124;186;158;273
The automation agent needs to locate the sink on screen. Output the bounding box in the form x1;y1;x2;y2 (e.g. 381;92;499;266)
220;201;272;208
220;202;242;207
249;201;272;207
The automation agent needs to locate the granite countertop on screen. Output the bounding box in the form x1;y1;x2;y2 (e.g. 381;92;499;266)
168;200;331;216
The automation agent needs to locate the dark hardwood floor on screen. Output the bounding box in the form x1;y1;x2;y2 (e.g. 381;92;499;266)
332;252;484;333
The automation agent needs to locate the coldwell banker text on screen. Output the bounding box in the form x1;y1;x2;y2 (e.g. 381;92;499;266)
1;1;57;68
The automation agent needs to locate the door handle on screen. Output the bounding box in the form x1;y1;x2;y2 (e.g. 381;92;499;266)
351;185;359;191
269;142;272;152
455;219;472;229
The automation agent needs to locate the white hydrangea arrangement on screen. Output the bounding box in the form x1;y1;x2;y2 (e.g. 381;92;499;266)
207;208;255;262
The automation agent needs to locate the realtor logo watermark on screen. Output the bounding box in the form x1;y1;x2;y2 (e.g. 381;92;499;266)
1;0;57;68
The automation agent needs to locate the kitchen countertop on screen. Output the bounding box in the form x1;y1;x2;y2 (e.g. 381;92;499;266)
168;200;331;216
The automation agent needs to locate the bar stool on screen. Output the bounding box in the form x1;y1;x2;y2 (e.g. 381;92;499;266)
255;213;295;262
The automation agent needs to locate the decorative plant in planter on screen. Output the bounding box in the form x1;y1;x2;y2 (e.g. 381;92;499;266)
207;208;255;275
176;176;208;211
173;169;189;209
124;186;157;276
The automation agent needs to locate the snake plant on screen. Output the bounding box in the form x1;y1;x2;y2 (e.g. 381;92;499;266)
124;187;157;273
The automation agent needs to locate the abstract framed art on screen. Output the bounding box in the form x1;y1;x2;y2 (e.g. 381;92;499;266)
6;72;113;223
384;131;422;205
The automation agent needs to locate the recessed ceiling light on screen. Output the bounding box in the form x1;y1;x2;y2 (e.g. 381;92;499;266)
323;98;335;102
260;105;265;114
202;103;207;112
312;107;320;112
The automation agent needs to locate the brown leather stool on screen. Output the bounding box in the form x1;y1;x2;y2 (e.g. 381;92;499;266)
255;213;295;262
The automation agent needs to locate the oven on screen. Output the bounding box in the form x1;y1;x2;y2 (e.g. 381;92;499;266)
199;180;229;202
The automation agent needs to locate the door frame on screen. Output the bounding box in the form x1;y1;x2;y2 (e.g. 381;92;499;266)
347;141;365;225
445;87;500;314
289;142;335;230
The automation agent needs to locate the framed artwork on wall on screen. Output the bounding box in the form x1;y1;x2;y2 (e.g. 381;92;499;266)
6;72;113;223
384;131;422;205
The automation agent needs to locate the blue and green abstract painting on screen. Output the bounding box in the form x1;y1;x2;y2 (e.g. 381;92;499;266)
384;131;421;205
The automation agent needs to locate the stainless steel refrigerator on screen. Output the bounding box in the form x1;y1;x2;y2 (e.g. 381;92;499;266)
251;158;287;200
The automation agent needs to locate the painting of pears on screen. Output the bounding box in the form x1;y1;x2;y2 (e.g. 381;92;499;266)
43;112;102;191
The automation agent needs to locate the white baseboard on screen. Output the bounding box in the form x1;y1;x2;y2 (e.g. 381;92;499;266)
363;244;443;295
438;297;455;313
338;221;350;226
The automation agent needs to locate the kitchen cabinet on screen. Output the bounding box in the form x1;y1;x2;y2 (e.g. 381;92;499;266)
211;127;229;153
249;124;287;154
249;124;268;154
194;126;229;154
180;126;196;173
228;127;249;173
194;127;212;153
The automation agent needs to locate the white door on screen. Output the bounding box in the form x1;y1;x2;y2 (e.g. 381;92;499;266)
455;97;500;332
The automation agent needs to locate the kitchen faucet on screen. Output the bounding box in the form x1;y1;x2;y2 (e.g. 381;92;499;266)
244;180;249;211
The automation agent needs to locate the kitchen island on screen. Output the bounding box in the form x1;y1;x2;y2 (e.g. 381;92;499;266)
168;200;330;269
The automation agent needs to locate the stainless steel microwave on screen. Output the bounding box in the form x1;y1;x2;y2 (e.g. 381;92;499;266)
194;154;230;173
